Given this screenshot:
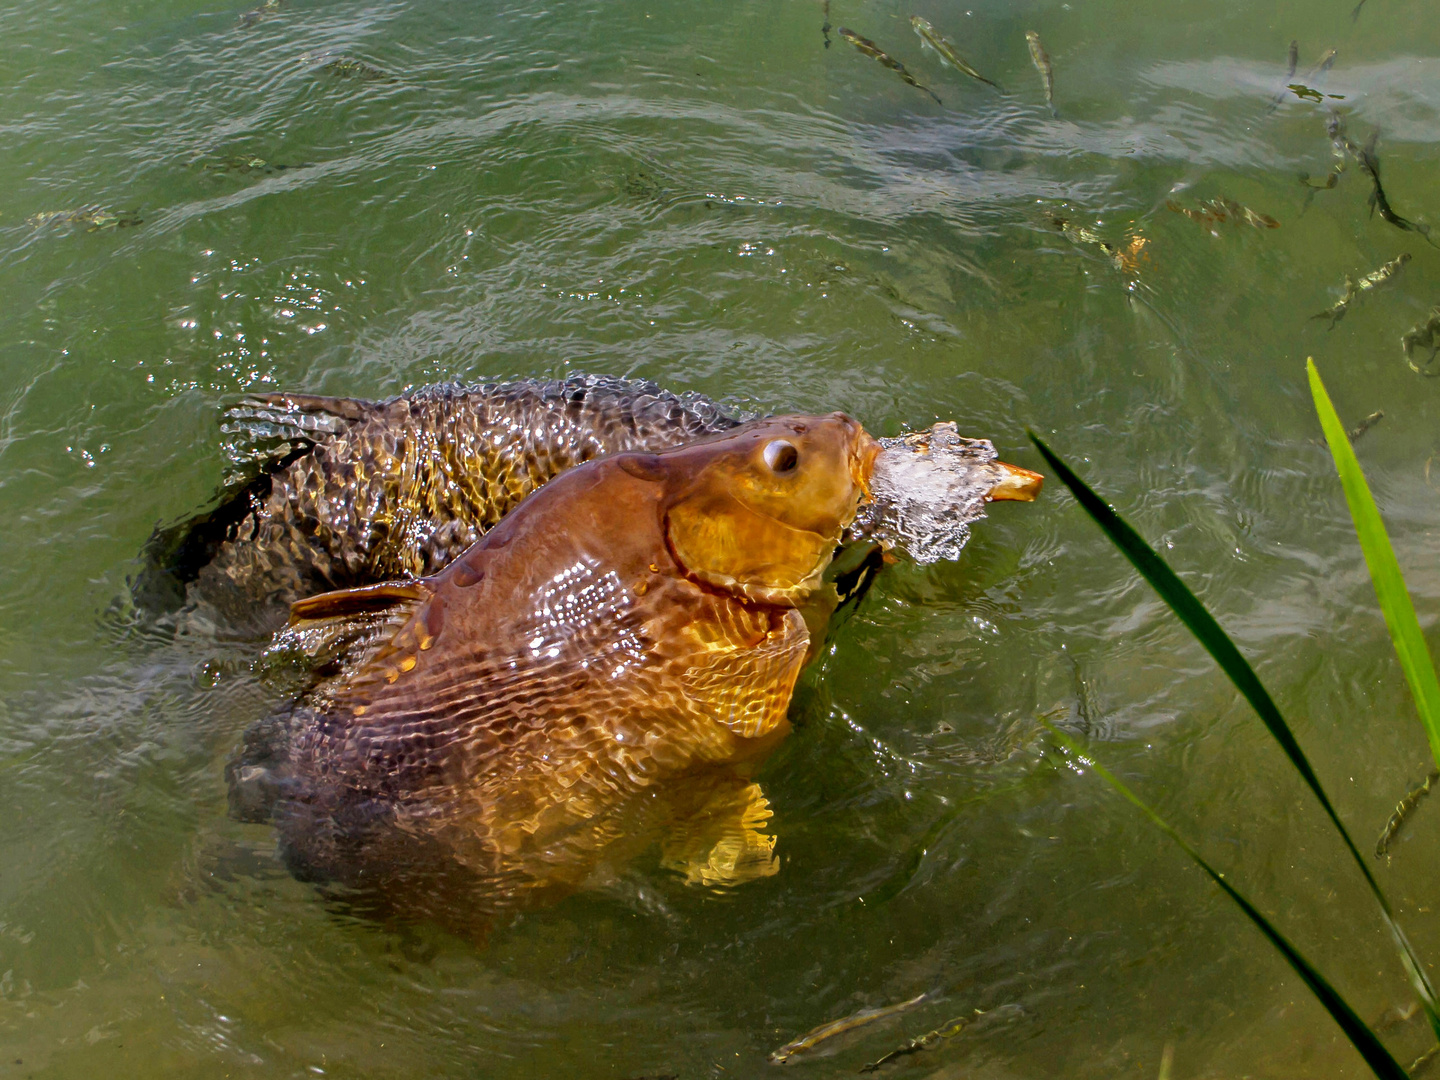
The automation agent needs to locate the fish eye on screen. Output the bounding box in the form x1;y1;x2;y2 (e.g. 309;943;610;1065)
763;439;799;474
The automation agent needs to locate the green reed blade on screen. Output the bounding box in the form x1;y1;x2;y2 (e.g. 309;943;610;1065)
1042;720;1408;1080
1028;431;1440;1040
1308;358;1440;771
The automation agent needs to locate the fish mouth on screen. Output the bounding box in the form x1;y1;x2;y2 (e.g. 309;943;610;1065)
986;460;1044;502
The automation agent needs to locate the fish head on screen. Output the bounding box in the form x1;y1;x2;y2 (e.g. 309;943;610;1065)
639;414;880;606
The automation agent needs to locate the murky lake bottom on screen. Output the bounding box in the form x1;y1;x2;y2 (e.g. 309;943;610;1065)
4;0;1440;1075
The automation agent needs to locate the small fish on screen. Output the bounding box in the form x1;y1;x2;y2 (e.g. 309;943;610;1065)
1352;0;1370;20
1347;130;1439;246
27;206;143;231
1166;197;1278;230
839;29;941;105
1402;307;1440;374
1376;770;1439;857
237;0;279;28
318;57;395;81
1025;31;1055;115
1310;252;1410;329
821;0;830;48
1050;215;1147;275
201;155;289;175
1302;47;1337;82
910;16;998;89
1266;40;1300;112
1347;410;1384;443
769;993;928;1064
860;1012;976;1073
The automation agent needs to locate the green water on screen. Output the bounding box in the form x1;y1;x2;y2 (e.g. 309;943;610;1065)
4;0;1440;1075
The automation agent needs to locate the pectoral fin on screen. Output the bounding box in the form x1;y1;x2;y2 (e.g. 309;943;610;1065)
660;778;781;887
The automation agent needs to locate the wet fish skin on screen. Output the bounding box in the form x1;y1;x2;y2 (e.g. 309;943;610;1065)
1025;31;1055;115
770;993;928;1064
839;28;942;105
910;16;998;89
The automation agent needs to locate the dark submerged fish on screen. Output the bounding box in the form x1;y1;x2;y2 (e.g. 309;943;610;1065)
318;57;395;81
237;415;883;921
910;16;999;90
137;376;740;632
839;28;942;105
1309;252;1410;329
1025;31;1055;115
770;993;928;1064
821;0;831;48
1353;131;1438;245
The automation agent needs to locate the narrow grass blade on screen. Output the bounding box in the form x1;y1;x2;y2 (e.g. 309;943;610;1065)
1308;357;1440;770
1043;721;1408;1080
1028;431;1440;1039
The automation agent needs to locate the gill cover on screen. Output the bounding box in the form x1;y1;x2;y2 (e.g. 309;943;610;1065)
665;414;878;606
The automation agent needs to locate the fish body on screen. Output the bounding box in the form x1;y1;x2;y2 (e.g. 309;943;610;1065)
318;57;394;81
1402;308;1440;373
839;28;942;105
237;0;279;28
1302;47;1337;82
27;205;142;231
236;415;880;917
138;376;740;630
910;17;998;89
142;377;1041;633
1310;252;1410;328
1025;31;1055;115
1167;197;1278;230
770;993;928;1064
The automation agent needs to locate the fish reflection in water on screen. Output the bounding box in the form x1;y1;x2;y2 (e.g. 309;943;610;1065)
1310;252;1410;329
839;28;942;105
769;993;928;1063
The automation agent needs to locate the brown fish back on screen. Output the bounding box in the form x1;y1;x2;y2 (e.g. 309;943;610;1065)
138;374;738;629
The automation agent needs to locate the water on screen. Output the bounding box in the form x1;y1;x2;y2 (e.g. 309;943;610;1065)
3;0;1440;1075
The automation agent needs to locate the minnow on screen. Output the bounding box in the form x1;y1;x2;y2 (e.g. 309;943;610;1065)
839;29;941;104
318;57;395;81
1266;40;1299;112
1025;31;1055;115
1376;770;1439;857
769;993;928;1064
1351;131;1438;246
1402;307;1440;374
26;206;143;231
1310;252;1410;329
1166;197;1278;230
910;16;998;89
860;1012;977;1074
1347;410;1384;443
1302;47;1337;82
238;0;279;28
821;0;831;48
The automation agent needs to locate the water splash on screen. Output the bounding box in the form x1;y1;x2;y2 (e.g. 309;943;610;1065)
855;423;1019;565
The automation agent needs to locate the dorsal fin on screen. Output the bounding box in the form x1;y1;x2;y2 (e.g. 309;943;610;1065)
290;581;432;626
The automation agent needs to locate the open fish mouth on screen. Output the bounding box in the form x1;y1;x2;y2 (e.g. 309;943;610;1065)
851;423;1043;564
